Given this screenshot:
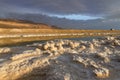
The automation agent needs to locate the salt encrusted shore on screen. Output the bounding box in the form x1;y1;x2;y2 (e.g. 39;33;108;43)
0;36;120;80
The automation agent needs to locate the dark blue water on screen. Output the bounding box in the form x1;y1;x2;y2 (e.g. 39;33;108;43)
63;36;104;41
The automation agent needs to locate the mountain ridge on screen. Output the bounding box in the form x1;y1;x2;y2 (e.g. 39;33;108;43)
0;19;60;29
4;13;119;30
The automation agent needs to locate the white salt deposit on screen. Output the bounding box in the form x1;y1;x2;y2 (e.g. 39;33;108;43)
0;47;11;54
0;36;120;80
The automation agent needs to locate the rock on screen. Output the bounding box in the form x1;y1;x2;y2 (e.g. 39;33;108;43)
49;43;55;48
106;36;115;40
73;55;84;63
59;40;64;45
104;57;110;63
89;43;94;50
79;45;86;51
69;41;79;49
43;51;52;55
43;45;48;50
11;49;40;60
73;42;80;48
64;73;71;80
55;42;64;51
93;67;109;78
49;46;57;52
69;42;74;49
0;47;11;54
113;40;120;46
35;48;41;54
42;42;50;50
90;60;99;68
96;53;110;63
97;53;106;58
73;55;88;67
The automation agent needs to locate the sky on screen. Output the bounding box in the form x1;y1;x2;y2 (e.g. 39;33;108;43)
0;0;120;29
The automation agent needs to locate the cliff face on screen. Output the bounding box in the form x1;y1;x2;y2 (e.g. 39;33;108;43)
0;19;59;29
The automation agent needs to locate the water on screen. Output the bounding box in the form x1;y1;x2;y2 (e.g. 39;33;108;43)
0;34;118;47
63;36;103;41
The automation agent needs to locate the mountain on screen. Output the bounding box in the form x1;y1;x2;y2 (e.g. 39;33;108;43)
0;19;60;29
1;13;120;30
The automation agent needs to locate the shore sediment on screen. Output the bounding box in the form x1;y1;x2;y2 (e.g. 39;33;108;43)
0;36;119;80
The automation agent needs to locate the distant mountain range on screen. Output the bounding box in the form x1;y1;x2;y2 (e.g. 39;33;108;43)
0;13;120;29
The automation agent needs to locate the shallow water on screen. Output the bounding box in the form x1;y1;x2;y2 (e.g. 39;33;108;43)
63;36;103;41
0;36;99;47
0;34;118;47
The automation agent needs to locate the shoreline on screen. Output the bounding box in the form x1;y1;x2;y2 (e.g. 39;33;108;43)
0;29;120;46
0;36;119;80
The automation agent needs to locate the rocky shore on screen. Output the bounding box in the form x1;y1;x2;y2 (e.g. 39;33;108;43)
0;36;120;80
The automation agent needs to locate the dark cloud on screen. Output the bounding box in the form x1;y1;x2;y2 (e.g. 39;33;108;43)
4;13;120;29
0;0;120;29
0;0;120;16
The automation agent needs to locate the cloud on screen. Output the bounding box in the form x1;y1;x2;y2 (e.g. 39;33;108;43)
5;13;120;29
0;0;120;16
0;0;120;29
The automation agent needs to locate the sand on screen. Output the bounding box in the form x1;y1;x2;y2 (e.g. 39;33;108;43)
0;36;120;80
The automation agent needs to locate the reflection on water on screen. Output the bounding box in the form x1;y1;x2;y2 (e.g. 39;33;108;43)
64;36;102;41
0;34;118;47
0;35;82;46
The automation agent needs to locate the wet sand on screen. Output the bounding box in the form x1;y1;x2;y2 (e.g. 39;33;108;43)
0;36;120;80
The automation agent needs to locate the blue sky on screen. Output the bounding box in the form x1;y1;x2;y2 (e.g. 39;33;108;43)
48;14;103;20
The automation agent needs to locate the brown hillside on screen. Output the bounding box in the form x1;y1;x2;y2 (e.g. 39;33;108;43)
0;19;59;29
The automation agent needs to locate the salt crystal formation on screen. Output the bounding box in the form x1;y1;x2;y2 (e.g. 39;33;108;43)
93;67;109;78
0;47;11;54
0;36;120;80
